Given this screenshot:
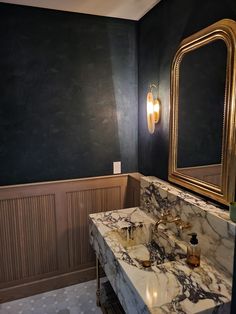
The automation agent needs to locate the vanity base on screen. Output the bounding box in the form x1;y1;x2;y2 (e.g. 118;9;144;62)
96;258;101;307
96;257;124;314
99;281;125;314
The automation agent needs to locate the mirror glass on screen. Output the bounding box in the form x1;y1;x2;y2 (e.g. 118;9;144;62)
177;39;227;187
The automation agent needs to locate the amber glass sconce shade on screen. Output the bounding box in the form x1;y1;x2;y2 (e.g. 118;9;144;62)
146;84;161;134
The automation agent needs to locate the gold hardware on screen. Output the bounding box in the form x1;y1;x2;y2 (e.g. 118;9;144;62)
155;214;192;231
178;221;192;231
154;212;171;228
147;84;161;134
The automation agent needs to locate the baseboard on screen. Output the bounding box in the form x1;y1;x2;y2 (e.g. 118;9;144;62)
0;266;96;304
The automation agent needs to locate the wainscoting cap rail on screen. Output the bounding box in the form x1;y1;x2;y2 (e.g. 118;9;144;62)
0;172;141;190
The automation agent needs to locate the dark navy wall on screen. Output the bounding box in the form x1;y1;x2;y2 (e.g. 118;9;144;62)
138;0;236;180
0;3;138;185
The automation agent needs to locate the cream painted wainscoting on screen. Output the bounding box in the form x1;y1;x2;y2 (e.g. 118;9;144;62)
0;173;140;303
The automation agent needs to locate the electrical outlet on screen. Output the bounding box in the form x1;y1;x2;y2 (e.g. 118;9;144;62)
113;161;121;174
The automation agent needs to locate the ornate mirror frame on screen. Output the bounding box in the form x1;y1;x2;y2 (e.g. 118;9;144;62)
169;19;236;205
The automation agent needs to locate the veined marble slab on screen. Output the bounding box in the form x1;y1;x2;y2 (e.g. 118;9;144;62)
140;176;236;277
89;207;232;314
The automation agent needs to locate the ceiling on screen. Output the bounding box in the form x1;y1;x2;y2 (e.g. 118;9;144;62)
0;0;161;20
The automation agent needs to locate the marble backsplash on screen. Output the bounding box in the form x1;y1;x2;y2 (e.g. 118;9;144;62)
140;176;236;278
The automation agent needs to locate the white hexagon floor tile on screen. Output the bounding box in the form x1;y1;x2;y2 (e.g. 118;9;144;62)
0;280;102;314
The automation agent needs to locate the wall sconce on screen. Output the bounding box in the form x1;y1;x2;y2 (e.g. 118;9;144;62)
146;84;161;134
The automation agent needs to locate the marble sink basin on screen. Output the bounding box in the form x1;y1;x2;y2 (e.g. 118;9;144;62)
90;207;232;314
108;222;186;268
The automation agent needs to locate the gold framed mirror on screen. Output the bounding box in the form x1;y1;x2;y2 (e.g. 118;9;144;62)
169;19;236;205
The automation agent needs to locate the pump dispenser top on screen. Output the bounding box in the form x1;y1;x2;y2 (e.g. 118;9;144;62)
190;233;198;245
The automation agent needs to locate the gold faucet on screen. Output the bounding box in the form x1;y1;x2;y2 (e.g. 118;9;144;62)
155;213;191;231
154;212;171;228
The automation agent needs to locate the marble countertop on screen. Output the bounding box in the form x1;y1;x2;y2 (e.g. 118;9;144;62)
89;207;232;314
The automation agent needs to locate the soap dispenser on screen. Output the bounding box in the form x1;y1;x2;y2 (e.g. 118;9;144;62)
187;233;201;267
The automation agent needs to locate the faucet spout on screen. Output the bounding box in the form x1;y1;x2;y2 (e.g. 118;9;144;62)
154;212;170;229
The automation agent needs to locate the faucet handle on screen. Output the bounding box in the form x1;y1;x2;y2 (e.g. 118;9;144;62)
178;221;192;231
160;211;172;220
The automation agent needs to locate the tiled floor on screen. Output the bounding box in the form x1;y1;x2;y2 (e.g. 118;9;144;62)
0;280;102;314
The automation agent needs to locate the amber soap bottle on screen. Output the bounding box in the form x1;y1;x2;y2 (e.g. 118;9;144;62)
187;233;201;267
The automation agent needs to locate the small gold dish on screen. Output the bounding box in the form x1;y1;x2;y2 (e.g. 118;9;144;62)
142;260;151;268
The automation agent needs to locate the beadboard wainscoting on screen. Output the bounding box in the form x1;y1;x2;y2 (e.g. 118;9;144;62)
0;173;140;303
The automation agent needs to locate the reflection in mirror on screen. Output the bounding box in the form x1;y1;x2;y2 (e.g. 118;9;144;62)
177;40;227;187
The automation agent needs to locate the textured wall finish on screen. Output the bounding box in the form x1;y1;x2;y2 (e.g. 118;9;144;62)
0;3;138;185
67;186;121;268
0;194;58;283
0;174;140;302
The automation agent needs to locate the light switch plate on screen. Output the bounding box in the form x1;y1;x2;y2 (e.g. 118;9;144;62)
113;161;121;174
